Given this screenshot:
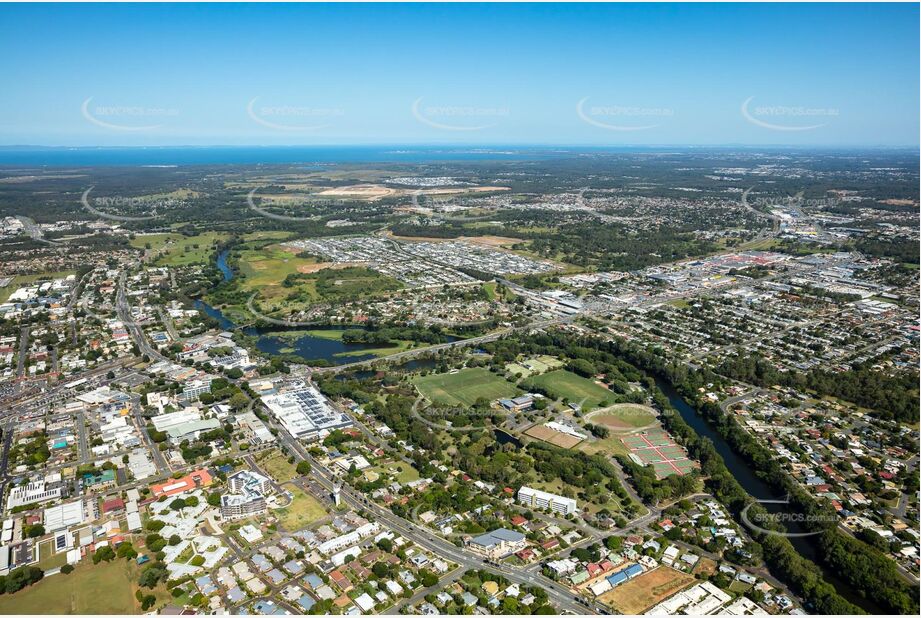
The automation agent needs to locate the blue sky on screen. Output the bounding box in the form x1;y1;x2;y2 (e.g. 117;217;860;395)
0;2;917;147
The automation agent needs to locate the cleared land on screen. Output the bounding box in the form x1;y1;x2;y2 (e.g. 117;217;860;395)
258;451;297;482
524;424;584;449
369;463;420;484
600;567;695;614
276;485;328;531
236;244;321;294
528;370;617;411
237;244;401;314
586;403;657;430
414;367;521;408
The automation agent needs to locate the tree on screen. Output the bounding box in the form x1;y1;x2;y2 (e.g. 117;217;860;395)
146;519;165;532
207;492;222;507
25;524;45;538
229;392;249;410
2;566;43;594
376;537;393;553
296;461;312;475
93;546;116;564
169;498;187;511
117;542;138;560
419;570;438;587
168;535;181;546
139;563;168;589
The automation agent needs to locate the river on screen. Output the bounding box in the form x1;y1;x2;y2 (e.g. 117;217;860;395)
212;247;874;610
655;376;879;613
200;250;407;365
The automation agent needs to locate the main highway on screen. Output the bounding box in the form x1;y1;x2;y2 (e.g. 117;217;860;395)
259;405;594;615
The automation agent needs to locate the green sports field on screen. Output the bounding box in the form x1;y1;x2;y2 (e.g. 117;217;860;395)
414;367;521;408
586;403;657;430
0;559;169;614
528;369;617;411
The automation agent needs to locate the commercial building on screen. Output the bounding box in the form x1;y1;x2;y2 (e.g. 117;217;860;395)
235;411;276;444
165;418;221;443
44;500;88;532
468;528;527;560
262;384;352;441
221;470;272;520
151;469;213;497
517;486;578;515
5;481;62;510
498;394;534;412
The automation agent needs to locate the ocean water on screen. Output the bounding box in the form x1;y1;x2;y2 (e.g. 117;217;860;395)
0;145;585;166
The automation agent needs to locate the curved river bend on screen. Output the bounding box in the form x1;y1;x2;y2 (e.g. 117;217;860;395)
211;249;875;611
655;376;878;613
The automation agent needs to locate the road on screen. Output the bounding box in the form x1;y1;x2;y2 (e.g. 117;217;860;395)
16;325;29;378
0;416;15;510
116;270;168;362
130;394;170;473
66;271;90;312
75;408;90;463
310;316;573;375
158;306;181;342
15;215;58;246
260;404;593;615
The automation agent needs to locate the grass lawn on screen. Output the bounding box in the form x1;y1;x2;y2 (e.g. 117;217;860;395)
268;328;349;342
413;367;521;408
333;340;413;359
507;354;563;378
276;485;328;531
579;435;631;457
132;232;230;267
586;403;657;430
528;370;617;411
36;539;68;570
235;245;401;315
0;270;76;304
0;559;165;614
258;451;297;483
738;237;780;251
370;463;420;484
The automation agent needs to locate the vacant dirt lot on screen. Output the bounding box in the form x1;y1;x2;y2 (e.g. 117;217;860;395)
525;424;583;449
600;567;694;614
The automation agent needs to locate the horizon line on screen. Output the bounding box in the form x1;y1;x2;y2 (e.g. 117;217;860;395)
1;143;918;151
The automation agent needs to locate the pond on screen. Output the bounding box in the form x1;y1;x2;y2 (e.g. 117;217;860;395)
201;251;400;364
195;299;399;365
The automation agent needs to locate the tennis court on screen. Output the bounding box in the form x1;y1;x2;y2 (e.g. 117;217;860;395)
621;429;697;479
